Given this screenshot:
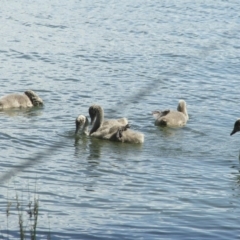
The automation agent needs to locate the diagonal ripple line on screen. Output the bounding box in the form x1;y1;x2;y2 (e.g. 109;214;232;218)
0;78;164;184
0;142;63;183
0;45;214;184
0;75;189;182
110;78;162;114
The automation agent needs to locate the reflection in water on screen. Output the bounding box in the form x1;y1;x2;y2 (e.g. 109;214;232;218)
74;134;143;164
74;135;102;162
231;169;240;198
157;126;182;137
73;134;144;195
87;139;103;162
74;135;102;192
0;107;43;118
74;134;90;159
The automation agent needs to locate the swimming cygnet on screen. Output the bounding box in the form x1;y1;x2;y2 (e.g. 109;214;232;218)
75;115;89;135
0;90;43;109
152;100;189;127
87;104;144;143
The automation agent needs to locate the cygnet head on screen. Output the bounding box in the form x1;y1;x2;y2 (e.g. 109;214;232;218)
177;100;186;112
75;115;89;135
24;90;43;106
177;100;188;119
230;119;240;136
88;105;103;124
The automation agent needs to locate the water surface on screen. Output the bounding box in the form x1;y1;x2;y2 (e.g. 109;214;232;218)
0;0;240;239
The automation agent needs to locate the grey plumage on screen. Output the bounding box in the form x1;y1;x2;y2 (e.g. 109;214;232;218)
75;115;89;135
0;90;43;110
153;100;189;127
80;104;144;143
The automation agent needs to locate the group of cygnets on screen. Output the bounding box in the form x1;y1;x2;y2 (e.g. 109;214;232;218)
0;90;240;143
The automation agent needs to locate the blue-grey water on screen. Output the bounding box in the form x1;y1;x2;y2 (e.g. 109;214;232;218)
0;0;240;239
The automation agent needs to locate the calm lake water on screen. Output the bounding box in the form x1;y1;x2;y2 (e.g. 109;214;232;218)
0;0;240;239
